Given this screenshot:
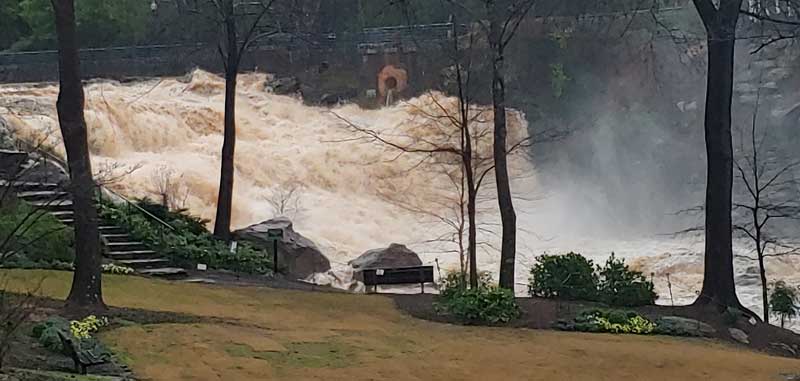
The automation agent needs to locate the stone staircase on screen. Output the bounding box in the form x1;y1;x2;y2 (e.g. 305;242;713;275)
11;181;187;279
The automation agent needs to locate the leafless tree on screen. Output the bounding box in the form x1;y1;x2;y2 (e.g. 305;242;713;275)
0;278;40;370
265;180;304;218
150;165;189;210
733;88;800;323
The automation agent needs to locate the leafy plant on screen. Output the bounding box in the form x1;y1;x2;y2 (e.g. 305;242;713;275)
102;263;135;275
560;308;655;335
528;252;598;301
69;315;109;340
597;253;657;307
770;281;799;328
32;315;109;354
439;270;493;298
0;198;73;267
436;286;520;324
98;199;272;275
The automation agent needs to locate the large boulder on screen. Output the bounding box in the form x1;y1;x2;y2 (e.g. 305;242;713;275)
349;243;422;270
233;217;330;279
655;316;716;337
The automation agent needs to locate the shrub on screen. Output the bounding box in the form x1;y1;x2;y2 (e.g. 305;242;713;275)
32;315;109;354
770;281;799;328
436;286;520;324
560;308;656;335
597;253;657;307
102;263;135;275
0;199;73;267
439;270;492;298
528;252;598;301
99;200;272;275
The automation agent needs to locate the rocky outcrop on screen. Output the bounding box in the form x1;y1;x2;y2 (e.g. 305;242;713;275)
265;76;301;95
654;316;716;337
349;243;422;270
233;217;330;279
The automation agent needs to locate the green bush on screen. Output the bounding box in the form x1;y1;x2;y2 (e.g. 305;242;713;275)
560;308;656;335
32;315;110;356
0;199;73;267
528;252;657;306
439;270;492;298
770;281;799;328
436;286;520;324
98;200;272;275
597;253;657;307
528;252;598;301
32;316;70;352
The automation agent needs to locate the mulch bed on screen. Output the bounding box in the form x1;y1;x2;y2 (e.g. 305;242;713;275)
393;294;800;359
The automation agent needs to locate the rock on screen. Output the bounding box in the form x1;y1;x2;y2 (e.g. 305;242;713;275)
729;327;750;344
265;76;300;95
0;150;27;180
771;342;798;357
655;316;716;337
319;93;342;106
349;243;422;270
233;217;331;279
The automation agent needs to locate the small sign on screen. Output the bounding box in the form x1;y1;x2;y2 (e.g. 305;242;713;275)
376;269;384;276
267;228;284;240
197;263;208;271
229;241;238;254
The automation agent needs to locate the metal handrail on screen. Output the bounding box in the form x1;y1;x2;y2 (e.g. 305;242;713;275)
21;143;176;232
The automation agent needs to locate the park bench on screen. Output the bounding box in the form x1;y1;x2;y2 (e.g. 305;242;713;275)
361;265;434;294
57;330;109;375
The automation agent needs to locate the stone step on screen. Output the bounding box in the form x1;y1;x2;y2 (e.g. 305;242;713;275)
107;250;161;261
99;226;126;235
116;258;171;269
17;190;69;201
138;267;188;278
102;233;133;242
0;181;60;192
50;210;74;219
30;199;73;212
105;241;148;252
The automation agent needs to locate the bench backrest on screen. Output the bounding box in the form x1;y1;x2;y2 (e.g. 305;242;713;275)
361;266;434;286
57;331;79;359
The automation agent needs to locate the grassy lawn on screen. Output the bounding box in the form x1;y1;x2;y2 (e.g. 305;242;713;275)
3;270;800;381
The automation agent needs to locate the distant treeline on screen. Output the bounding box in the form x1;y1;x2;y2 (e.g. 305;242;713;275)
0;0;683;52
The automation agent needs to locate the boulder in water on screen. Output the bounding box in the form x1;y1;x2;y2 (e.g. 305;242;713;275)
233;217;331;279
349;243;422;270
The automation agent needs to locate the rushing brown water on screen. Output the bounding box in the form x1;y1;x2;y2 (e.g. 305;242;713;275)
2;70;798;326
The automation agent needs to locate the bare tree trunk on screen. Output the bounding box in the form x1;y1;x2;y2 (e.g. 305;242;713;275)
213;0;239;241
693;0;745;311
759;252;769;322
52;0;105;311
465;150;479;289
489;4;517;290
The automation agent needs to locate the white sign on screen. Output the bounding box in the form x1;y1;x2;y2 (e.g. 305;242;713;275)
376;269;384;276
197;263;208;271
229;241;238;254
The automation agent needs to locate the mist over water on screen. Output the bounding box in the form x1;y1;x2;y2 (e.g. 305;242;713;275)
1;69;799;325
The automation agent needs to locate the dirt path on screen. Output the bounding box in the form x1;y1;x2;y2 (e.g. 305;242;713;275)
4;270;800;381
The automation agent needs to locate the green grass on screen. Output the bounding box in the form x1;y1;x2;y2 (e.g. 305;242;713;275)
3;270;800;381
